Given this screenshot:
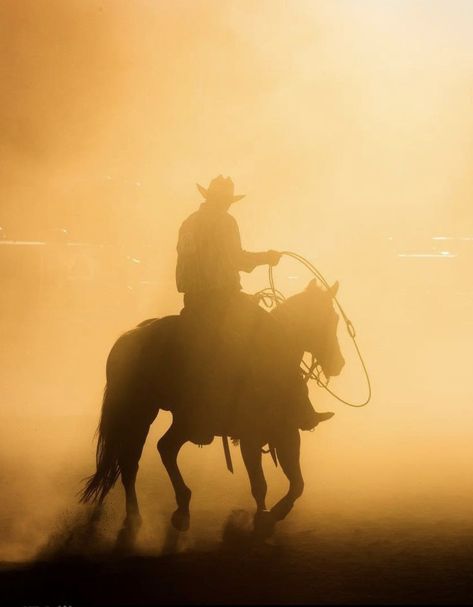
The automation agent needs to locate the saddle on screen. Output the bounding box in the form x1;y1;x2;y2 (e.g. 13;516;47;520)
170;295;305;445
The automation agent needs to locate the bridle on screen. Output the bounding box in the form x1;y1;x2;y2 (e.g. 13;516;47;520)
255;251;372;408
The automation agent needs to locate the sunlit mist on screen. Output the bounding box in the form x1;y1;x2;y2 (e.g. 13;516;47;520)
1;0;472;563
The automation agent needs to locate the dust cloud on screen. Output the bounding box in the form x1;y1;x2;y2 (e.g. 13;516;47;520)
1;0;472;563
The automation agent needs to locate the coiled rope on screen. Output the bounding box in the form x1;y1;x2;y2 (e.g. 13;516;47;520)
256;251;371;408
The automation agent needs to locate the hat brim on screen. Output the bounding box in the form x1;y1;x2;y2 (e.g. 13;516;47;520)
196;183;245;203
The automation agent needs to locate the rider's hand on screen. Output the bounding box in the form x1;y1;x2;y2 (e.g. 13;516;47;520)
266;250;282;266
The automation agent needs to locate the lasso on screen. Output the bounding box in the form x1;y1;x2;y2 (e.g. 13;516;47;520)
256;251;372;408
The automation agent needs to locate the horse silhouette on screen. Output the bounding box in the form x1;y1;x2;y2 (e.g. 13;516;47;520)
80;279;344;541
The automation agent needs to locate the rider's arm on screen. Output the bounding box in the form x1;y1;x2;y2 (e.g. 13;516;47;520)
226;215;281;272
239;250;281;272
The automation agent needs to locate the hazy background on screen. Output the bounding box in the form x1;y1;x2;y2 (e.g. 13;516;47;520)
1;0;472;562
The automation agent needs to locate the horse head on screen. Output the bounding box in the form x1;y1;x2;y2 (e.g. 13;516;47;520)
303;278;345;378
278;279;345;379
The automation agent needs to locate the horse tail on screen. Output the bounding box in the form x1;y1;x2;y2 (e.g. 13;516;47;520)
79;321;156;504
79;383;122;504
79;317;172;504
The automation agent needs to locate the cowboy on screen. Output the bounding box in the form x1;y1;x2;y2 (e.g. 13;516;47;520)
175;175;333;436
176;175;281;307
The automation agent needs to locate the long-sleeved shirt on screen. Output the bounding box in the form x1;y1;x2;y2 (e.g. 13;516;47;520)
176;203;266;294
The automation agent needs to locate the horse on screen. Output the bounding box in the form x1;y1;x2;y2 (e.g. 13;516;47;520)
80;279;345;540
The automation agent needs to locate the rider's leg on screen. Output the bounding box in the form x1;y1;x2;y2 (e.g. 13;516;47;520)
294;377;334;430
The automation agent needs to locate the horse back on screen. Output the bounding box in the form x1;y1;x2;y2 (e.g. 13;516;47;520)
106;315;179;390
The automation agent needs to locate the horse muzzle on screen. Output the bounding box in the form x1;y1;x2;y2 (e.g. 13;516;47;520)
322;355;345;378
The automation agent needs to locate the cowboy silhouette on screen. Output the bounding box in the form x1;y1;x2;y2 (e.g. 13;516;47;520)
177;175;281;308
175;175;333;441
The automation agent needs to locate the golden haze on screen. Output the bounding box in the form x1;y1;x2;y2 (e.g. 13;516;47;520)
0;0;472;560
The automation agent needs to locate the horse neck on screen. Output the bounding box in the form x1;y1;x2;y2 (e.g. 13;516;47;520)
270;298;307;361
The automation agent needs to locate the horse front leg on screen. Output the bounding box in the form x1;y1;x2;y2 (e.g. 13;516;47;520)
240;436;278;538
157;422;191;531
270;428;304;523
240;437;267;513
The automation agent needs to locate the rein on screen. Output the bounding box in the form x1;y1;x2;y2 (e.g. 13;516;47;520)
255;251;372;408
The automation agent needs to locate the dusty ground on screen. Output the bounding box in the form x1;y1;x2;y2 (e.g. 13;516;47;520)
1;511;473;606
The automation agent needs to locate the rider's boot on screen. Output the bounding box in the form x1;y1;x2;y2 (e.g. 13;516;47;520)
311;410;335;426
298;398;334;431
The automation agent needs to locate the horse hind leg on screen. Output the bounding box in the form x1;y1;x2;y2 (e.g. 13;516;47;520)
270;429;304;523
116;423;151;548
157;422;191;531
120;458;142;529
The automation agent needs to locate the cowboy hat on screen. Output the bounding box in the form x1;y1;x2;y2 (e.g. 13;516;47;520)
196;175;245;203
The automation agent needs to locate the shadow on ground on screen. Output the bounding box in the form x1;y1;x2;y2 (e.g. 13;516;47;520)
1;510;473;605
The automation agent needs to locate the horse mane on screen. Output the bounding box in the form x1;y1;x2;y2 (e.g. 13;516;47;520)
136;317;159;328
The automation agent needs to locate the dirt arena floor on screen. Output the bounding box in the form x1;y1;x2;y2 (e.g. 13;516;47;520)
2;512;473;606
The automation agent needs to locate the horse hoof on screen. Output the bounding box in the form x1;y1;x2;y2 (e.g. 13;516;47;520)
124;514;143;532
253;510;276;539
115;523;139;553
171;509;190;532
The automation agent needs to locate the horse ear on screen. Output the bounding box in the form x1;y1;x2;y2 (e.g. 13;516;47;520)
329;281;339;297
306;278;318;292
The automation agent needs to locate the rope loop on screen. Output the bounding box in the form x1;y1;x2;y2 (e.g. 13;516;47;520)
256;251;372;408
346;320;356;339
